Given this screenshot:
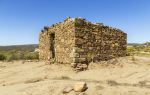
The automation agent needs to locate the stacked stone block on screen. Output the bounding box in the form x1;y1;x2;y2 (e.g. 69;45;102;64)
39;18;75;63
39;17;127;64
74;18;127;63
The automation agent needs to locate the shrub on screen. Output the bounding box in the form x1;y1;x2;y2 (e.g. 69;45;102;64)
0;54;6;61
127;46;136;56
24;52;39;60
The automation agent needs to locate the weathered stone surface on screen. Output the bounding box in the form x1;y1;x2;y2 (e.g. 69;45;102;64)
76;63;88;71
39;17;75;63
73;82;88;92
39;17;127;65
62;86;73;93
71;63;77;68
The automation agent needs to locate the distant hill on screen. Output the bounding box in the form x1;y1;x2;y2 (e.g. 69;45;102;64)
127;43;142;46
128;42;150;46
0;42;149;51
0;44;38;51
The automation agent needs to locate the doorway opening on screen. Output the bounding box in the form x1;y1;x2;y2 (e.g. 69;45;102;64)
50;33;55;58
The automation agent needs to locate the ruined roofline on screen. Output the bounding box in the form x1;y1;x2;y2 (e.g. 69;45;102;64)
43;17;75;29
42;17;126;34
72;17;125;34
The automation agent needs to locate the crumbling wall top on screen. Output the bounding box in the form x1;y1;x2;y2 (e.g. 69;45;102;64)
41;17;126;35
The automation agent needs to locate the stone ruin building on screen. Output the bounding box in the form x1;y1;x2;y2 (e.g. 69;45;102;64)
39;17;127;65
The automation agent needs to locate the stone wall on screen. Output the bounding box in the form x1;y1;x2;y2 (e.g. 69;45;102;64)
39;18;75;63
39;17;127;64
39;27;51;60
74;18;127;63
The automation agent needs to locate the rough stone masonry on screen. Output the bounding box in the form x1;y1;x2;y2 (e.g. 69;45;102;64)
39;17;127;65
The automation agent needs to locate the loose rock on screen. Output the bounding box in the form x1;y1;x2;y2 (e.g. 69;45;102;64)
73;82;88;92
71;63;77;68
76;63;88;71
62;86;73;93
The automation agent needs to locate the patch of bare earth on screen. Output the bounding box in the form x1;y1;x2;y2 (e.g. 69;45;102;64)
0;56;150;95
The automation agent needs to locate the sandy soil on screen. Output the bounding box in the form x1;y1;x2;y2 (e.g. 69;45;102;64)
0;56;150;95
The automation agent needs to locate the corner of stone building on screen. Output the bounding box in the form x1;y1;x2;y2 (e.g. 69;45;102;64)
72;17;90;66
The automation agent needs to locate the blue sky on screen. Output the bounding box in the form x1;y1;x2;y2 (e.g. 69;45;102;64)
0;0;150;45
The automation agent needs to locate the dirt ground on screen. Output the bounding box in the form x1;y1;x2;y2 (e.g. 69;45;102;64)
0;56;150;95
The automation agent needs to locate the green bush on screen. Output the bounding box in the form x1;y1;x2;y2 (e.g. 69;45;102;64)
0;54;6;61
24;52;39;60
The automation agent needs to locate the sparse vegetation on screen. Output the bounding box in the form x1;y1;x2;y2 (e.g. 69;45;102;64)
127;42;150;57
0;44;39;61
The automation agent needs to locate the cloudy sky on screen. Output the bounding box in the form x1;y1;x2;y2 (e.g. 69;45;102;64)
0;0;150;45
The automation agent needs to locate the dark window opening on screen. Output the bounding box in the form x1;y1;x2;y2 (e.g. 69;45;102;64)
50;33;55;58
